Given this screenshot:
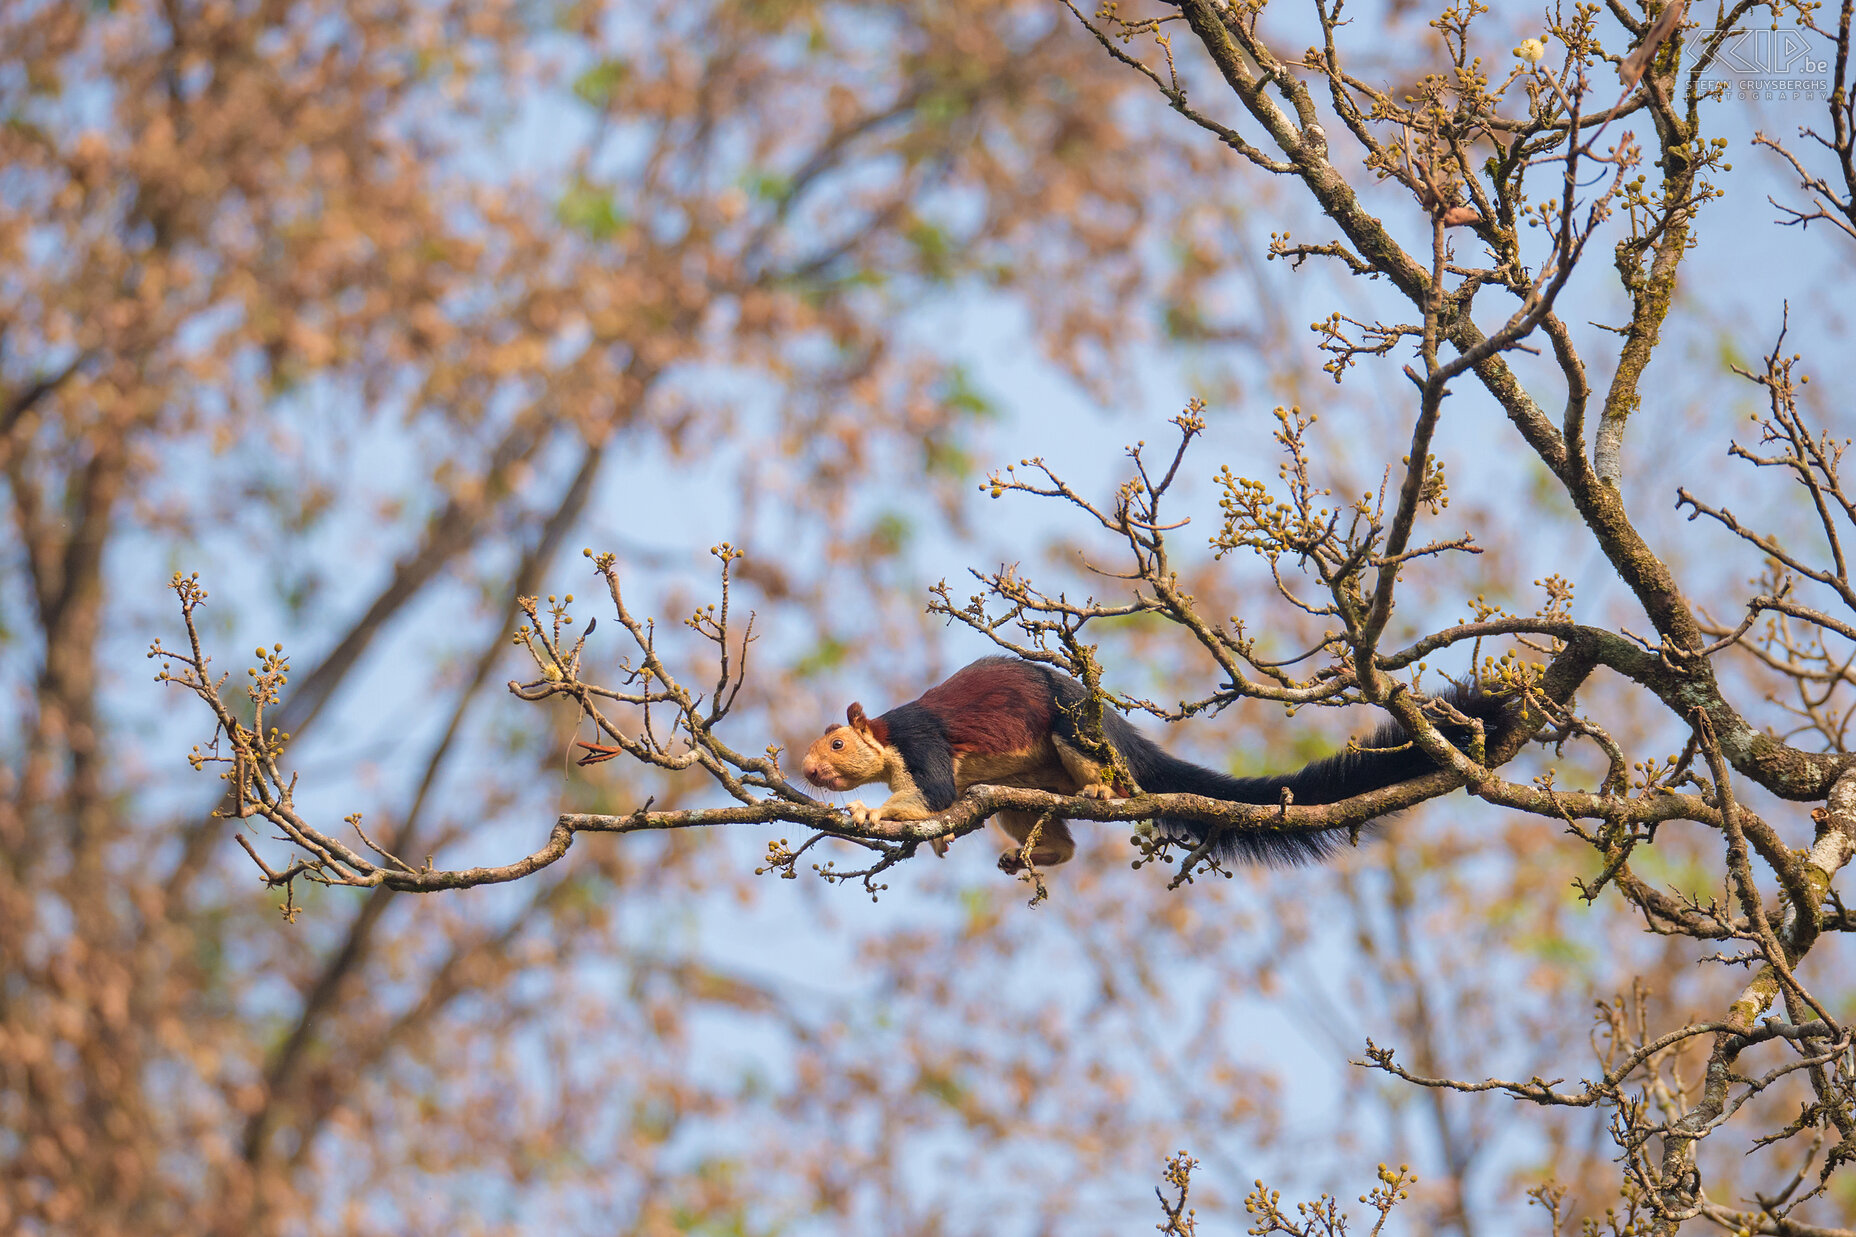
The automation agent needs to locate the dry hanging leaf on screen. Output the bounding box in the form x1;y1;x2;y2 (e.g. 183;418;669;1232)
1618;0;1687;88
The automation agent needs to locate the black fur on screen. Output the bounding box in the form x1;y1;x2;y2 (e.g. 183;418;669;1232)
879;701;960;811
1033;663;1506;867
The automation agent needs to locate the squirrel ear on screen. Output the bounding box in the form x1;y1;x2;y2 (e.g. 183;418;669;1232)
847;702;868;731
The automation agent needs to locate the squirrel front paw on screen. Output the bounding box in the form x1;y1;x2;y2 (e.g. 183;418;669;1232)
848;800;885;826
1077;782;1117;800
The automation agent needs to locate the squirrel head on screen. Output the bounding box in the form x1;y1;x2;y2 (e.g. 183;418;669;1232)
800;702;890;791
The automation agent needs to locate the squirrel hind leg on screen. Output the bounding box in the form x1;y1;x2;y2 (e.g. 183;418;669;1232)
994;810;1076;871
1052;737;1124;799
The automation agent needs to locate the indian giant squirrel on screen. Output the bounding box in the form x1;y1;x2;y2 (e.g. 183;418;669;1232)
799;656;1503;872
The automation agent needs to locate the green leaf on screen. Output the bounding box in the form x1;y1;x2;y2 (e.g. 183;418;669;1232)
745;171;792;203
794;636;849;678
939;364;996;419
923;437;972;479
869;511;911;556
906;218;954;281
557;179;629;240
571;58;629;109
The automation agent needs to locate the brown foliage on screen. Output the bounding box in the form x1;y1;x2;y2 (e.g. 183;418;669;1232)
2;0;1219;1232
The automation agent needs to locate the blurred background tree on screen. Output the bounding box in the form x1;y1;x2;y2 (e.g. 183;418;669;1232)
5;0;1856;1234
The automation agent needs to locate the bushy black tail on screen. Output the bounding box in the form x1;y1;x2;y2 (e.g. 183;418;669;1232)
1064;677;1506;866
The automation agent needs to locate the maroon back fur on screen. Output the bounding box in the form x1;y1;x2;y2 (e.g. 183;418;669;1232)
915;658;1051;756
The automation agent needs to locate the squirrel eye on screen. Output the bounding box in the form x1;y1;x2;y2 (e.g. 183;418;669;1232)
831;738;844;750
